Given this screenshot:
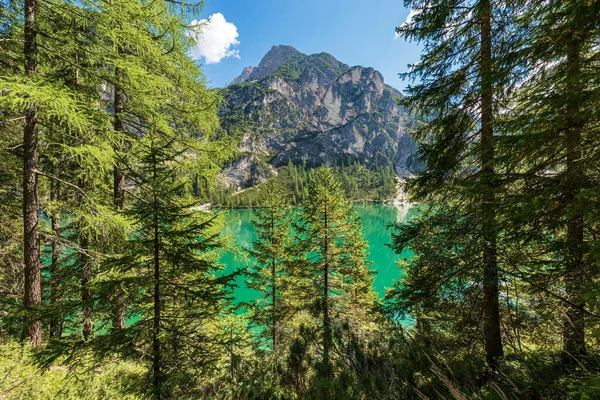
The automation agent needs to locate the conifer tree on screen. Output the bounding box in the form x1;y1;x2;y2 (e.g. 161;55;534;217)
247;180;293;360
0;0;104;345
391;0;524;370
501;0;600;359
22;0;41;346
291;167;376;397
105;132;232;398
37;126;234;397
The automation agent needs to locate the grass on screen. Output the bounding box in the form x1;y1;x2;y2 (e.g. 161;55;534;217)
0;339;144;400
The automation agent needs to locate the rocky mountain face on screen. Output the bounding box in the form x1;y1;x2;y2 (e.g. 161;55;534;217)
219;45;420;189
229;66;256;85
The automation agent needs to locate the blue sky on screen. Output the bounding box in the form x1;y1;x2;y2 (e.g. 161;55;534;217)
191;0;421;91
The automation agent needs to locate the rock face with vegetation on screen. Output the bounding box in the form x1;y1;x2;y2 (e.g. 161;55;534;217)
219;45;420;189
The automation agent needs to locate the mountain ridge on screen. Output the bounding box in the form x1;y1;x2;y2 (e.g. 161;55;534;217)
218;45;420;190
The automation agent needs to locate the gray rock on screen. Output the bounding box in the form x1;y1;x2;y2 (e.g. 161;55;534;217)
248;45;306;81
219;45;421;188
229;66;256;85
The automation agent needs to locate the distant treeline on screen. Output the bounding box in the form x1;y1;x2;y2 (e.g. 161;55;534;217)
202;160;398;207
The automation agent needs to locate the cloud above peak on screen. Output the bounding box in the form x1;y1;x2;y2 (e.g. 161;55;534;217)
189;13;240;64
395;9;419;39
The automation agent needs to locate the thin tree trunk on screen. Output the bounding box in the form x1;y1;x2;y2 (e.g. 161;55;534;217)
271;214;277;357
480;0;503;370
81;237;92;340
112;67;127;330
152;159;162;400
563;33;586;358
113;88;125;213
22;0;41;347
322;198;331;396
49;178;60;338
79;173;92;340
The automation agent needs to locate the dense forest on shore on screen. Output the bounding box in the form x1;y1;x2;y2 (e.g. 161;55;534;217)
203;160;398;208
1;0;600;399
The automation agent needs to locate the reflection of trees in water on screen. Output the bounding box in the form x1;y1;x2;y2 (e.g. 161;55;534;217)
355;205;418;241
225;206;420;250
223;206;419;299
223;209;258;249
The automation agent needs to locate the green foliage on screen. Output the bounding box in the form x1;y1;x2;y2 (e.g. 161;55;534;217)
0;340;143;399
387;0;600;397
272;61;304;81
2;0;600;397
37;133;236;399
246;181;293;354
286;167;378;397
204;159;398;208
229;169;382;399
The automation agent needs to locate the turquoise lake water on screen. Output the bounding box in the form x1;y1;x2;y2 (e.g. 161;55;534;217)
220;204;419;305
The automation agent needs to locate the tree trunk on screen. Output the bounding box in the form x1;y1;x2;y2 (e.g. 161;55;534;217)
322;198;331;395
563;32;586;358
81;237;92;340
49;178;60;338
113;86;125;212
271;258;277;355
79;174;92;340
22;0;42;347
152;164;162;399
271;214;277;357
112;68;127;330
480;0;503;370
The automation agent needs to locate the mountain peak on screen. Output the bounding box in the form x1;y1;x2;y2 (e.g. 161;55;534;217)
229;66;256;85
219;46;419;189
246;45;306;81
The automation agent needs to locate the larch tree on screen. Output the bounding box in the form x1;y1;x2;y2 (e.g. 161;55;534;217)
32;1;236;396
0;0;101;345
22;0;41;347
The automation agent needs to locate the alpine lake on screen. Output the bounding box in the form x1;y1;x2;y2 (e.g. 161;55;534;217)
220;204;419;308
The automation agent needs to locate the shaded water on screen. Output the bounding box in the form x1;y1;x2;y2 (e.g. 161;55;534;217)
220;204;419;305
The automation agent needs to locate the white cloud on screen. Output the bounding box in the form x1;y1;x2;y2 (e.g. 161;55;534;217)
395;8;419;39
188;13;240;64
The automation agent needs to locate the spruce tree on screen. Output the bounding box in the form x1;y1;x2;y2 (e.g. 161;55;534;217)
501;0;600;359
37;129;234;398
247;180;293;360
391;0;524;370
108;132;232;398
291;167;376;397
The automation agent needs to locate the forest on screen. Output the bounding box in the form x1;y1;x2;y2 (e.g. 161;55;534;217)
0;0;599;399
203;160;398;208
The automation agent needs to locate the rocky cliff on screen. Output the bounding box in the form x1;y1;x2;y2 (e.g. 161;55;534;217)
219;45;420;189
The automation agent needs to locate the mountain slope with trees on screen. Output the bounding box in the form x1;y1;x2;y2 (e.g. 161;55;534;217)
217;45;421;190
